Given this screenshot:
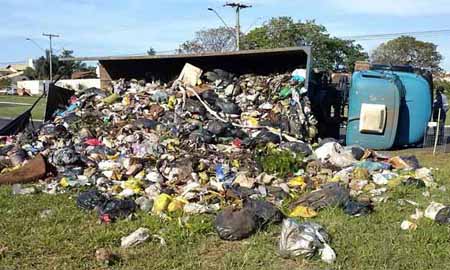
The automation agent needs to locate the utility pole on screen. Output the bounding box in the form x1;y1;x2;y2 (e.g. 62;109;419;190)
224;2;252;51
42;33;59;81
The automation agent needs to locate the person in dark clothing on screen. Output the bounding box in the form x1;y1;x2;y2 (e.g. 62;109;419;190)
433;87;447;123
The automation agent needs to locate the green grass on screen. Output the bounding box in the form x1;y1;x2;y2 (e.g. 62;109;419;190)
1;150;450;269
0;95;46;120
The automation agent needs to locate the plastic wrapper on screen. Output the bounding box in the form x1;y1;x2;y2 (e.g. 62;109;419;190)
121;228;150;248
279;219;335;264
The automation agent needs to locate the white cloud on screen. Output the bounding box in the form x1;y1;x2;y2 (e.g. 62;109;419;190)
327;0;450;16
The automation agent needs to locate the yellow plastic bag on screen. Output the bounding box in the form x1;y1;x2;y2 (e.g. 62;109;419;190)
198;171;209;184
289;205;318;218
122;95;131;106
168;96;177;110
153;194;172;214
102;93;120;104
123;178;144;193
168;197;188;212
245;117;259;127
59;177;70;188
288;176;306;188
387;177;402;188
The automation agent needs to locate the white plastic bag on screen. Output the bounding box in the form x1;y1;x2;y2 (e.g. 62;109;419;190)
279;219;336;264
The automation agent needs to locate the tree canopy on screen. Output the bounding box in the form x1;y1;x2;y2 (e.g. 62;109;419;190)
147;47;156;55
371;36;443;72
25;50;88;80
177;27;237;54
241;17;368;71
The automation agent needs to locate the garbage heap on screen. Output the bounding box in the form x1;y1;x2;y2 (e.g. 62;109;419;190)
0;63;436;264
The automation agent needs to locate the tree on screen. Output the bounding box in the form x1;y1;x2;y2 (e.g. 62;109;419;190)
0;78;11;88
147;47;156;55
57;49;87;79
241;17;368;71
23;67;37;80
371;36;443;72
177;27;237;54
434;79;450;96
30;49;87;80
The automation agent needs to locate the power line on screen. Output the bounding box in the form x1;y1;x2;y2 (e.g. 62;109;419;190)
26;38;45;52
224;2;252;50
339;29;450;40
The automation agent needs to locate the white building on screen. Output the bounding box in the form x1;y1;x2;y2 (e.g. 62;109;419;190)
17;79;101;95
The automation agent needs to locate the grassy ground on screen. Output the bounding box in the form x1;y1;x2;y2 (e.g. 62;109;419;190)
1;150;450;270
0;95;46;120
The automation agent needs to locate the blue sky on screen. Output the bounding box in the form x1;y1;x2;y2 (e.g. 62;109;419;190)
1;0;450;70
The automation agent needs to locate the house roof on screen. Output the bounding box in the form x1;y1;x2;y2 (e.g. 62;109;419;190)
0;71;25;80
6;63;28;72
71;70;97;79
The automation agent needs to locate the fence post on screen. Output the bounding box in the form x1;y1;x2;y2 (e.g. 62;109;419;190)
433;108;442;156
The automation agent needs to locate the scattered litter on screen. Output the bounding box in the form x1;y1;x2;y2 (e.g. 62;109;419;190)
410;209;424;221
400;220;417;231
279;219;335;264
121;228;150;248
343;200;373;217
215;199;283;241
39;209;54;219
12;184;36;195
425;202;450;224
425;202;446;221
95;248;119;265
77;190;106;210
291;183;349;211
0;62;440;263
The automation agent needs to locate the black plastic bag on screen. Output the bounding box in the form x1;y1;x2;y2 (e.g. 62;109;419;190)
50;147;80;166
345;145;365;161
244;199;284;226
343;200;373;217
215;199;283;241
254;130;281;145
207;121;230;136
435;207;450;224
403;178;426;188
215;207;257;241
201;90;219;105
188;129;215;144
292;183;350;211
185;99;206;115
77;190;106;210
280;142;313;156
98;199;137;222
215;99;241;115
400;156;421;169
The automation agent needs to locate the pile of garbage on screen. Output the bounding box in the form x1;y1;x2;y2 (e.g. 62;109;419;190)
0;63;437;264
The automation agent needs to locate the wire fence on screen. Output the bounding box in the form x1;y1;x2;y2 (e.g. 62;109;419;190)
422;122;450;153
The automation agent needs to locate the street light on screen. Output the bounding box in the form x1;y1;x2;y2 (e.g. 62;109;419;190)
207;7;238;50
207;7;232;29
26;38;45;52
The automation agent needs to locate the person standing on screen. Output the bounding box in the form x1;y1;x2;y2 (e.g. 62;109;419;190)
433;86;448;123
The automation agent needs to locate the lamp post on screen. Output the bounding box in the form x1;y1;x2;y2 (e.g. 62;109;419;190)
207;7;238;50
